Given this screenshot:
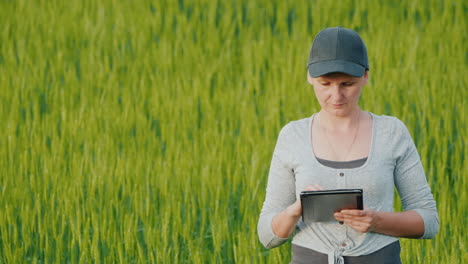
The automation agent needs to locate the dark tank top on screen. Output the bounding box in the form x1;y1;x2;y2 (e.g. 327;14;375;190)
290;157;402;264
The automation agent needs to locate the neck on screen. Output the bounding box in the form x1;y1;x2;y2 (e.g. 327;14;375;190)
318;109;362;131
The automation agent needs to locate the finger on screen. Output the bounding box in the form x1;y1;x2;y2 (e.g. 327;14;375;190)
334;213;344;221
353;222;370;232
341;218;359;228
305;184;324;191
344;218;372;232
343;219;364;231
341;209;365;216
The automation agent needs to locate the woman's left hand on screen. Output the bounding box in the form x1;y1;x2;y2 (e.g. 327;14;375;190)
334;207;380;233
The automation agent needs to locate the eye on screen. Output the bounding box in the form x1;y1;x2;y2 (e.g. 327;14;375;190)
320;82;330;86
342;82;354;87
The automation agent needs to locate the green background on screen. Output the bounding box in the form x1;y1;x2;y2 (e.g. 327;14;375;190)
0;0;466;263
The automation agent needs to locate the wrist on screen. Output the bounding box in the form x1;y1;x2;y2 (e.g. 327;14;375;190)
372;211;383;232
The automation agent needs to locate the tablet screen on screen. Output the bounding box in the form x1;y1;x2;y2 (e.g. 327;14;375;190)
300;189;363;223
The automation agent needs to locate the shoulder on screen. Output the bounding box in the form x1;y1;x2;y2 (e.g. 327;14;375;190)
371;113;411;136
273;116;312;151
371;113;416;158
278;116;311;139
371;113;404;126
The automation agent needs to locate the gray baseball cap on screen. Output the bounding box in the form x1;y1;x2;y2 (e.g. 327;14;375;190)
307;27;369;77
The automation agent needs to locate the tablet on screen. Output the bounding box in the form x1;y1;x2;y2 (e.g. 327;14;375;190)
300;189;363;223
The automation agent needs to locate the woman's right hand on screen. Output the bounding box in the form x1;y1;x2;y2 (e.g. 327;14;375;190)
272;184;325;238
287;184;325;217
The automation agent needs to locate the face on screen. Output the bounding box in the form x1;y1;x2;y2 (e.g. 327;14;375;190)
308;71;368;117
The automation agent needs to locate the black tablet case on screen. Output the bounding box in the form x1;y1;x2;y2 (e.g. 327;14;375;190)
300;189;363;223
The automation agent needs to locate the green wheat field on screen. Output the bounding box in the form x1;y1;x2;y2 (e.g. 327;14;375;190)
0;0;466;263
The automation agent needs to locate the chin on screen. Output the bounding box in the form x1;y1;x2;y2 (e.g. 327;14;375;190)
327;109;352;117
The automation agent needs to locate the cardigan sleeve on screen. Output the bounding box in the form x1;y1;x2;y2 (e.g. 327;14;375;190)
257;124;297;248
393;119;440;239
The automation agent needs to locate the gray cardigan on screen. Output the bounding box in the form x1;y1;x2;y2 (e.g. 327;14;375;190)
257;113;439;264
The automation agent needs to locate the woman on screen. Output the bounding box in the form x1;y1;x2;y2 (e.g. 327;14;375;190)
257;27;439;264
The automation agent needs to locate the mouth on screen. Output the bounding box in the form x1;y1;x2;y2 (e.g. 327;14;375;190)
331;103;345;107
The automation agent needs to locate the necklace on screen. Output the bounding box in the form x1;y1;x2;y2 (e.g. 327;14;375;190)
320;111;361;161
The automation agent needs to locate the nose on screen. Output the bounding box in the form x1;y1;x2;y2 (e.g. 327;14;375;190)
330;86;343;100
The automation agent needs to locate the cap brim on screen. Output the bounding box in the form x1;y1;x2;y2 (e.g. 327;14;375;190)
308;60;366;77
